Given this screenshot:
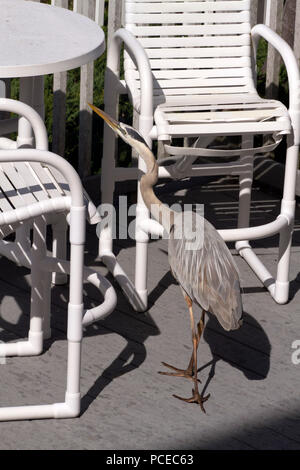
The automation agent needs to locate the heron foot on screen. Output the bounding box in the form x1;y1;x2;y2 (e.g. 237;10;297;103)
158;362;200;383
173;389;210;413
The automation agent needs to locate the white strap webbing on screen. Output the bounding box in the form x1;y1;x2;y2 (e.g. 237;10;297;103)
164;132;285;158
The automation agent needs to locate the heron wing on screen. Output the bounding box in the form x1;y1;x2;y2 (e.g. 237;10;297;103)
168;212;243;331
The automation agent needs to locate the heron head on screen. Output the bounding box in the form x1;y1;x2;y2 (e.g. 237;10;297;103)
88;103;150;154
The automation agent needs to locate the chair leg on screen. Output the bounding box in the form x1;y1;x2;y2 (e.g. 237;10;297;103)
135;178;149;310
0;209;85;421
237;136;254;229
275;220;293;304
0;217;46;358
236;138;298;305
98;127;149;311
274;139;298;304
133;114;155;311
51;214;68;285
27;216;47;355
98;80;120;260
98;119;116;259
13;77;35;262
98;98;150;311
17;77;35;148
15;224;31;263
42;270;52;340
60;205;86;419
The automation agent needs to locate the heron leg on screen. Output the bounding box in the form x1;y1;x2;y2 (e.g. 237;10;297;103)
173;306;210;413
185;308;206;374
158;296;201;381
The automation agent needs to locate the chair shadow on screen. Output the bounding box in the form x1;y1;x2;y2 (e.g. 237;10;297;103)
287;272;300;301
0;257;160;418
0;264;34;343
80;306;160;415
48;273;161;415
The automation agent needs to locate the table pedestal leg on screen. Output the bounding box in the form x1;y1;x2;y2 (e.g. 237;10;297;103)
14;78;35;257
18;77;34;148
32;76;45;120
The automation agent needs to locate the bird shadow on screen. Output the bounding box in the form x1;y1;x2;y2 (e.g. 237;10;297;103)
146;246;272;395
197;310;271;398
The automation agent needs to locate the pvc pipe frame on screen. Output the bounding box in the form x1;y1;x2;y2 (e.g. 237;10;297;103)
99;29;154;311
99;27;300;310
0;237;117;421
0;144;117;421
0;97;69;287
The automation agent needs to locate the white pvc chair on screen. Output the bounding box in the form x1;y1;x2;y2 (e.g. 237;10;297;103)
0;98;116;421
98;0;300;312
0;80;101;285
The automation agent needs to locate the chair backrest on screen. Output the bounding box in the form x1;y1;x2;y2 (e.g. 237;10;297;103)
123;0;257;107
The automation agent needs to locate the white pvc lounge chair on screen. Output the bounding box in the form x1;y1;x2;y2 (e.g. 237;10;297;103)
98;0;300;312
0;98;116;421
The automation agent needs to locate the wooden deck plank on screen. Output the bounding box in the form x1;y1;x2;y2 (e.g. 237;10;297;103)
0;179;300;449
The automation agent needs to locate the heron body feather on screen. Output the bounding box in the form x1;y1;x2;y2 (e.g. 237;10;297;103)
168;211;243;331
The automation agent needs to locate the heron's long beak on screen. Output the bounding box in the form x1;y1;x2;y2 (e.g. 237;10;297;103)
88;103;120;132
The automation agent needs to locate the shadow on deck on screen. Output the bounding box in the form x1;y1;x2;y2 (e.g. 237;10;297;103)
0;175;300;450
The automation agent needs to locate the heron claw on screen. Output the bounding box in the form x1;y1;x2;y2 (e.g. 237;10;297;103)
158;362;201;383
173;389;210;413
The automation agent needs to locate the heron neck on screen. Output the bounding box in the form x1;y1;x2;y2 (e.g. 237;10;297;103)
139;146;174;233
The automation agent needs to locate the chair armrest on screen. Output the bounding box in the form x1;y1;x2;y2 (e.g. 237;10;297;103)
105;28;153;143
0;148;84;207
0;100;83;207
251;24;300;141
0;98;48;150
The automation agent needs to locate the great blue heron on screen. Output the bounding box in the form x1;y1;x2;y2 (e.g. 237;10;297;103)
89;104;243;412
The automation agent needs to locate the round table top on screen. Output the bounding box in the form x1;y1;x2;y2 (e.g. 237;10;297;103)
0;0;105;78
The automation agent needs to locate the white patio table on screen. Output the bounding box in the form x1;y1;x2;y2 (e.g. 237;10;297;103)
0;0;105;281
0;0;105;123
